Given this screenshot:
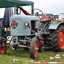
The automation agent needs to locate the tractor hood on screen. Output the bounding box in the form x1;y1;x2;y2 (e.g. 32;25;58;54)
10;14;40;36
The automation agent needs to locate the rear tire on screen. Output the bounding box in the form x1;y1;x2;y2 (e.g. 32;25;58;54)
51;25;64;52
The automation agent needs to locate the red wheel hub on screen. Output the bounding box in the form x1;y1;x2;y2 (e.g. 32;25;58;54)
0;48;6;54
58;30;64;49
34;41;39;57
0;40;6;54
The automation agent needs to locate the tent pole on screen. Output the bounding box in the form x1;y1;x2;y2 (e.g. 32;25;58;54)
31;3;34;15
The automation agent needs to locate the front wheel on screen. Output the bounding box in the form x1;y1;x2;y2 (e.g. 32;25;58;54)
30;37;39;59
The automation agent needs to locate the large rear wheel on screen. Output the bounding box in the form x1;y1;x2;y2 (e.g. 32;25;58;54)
30;37;39;59
51;25;64;52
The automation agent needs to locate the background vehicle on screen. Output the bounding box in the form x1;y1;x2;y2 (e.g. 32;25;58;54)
38;10;64;52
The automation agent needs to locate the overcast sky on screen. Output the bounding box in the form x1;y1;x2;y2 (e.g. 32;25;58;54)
30;0;64;15
0;0;64;18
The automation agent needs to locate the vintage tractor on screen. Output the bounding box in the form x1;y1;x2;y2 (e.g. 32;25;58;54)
33;8;64;52
10;14;44;59
1;0;64;59
39;12;64;52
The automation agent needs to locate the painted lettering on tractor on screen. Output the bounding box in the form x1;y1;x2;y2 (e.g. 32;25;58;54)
11;20;18;29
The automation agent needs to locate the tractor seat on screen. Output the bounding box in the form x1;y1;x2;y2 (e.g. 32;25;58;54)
40;15;51;22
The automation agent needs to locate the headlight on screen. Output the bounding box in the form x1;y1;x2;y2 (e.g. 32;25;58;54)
24;22;29;27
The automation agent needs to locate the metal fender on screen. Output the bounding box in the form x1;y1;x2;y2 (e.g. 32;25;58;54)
49;21;64;29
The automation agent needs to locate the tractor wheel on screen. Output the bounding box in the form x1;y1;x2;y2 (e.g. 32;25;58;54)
0;39;7;54
30;37;39;59
51;25;64;52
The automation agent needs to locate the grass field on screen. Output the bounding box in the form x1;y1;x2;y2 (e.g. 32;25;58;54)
0;48;64;64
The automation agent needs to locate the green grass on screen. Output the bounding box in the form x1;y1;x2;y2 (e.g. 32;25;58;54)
0;48;64;64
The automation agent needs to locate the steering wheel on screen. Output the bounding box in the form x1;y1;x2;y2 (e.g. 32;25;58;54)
34;8;43;16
